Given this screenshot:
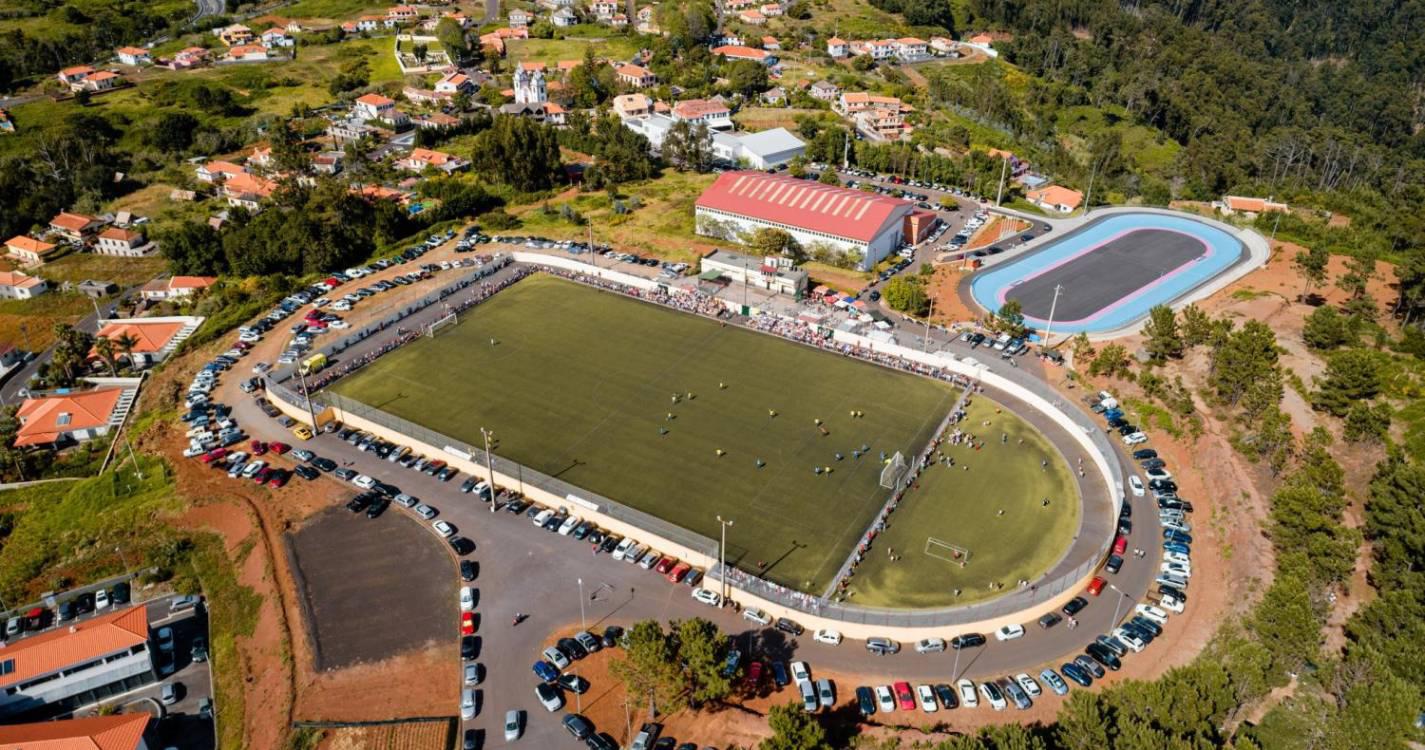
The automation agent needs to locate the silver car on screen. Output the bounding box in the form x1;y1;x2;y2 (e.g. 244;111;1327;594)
504;709;523;741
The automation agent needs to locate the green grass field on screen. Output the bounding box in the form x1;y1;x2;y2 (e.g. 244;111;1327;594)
332;275;961;593
844;398;1079;608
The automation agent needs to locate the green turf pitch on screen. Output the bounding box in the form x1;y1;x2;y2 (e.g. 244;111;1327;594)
333;274;958;593
844;398;1080;609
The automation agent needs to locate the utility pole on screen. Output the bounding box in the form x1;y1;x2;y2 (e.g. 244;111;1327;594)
716;515;734;603
588;222;597;268
922;292;935;353
841;131;850;172
1042;284;1063;349
995;154;1008;207
295;367;319;428
1083;154;1101;217
481;427;497;514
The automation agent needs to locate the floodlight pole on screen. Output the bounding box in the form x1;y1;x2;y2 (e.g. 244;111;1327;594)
1108;583;1129;628
717;515;734;603
1042;284;1063;349
995;154;1008;207
481;427;496;514
922;292;934;353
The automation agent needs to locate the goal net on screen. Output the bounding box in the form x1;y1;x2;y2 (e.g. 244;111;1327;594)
879;450;908;489
924;537;972;566
426;312;458;338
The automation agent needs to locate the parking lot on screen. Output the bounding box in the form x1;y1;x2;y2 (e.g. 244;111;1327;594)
287;504;455;671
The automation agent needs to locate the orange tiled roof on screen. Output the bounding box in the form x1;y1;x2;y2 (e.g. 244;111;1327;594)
88;71;120;81
224;172;277;198
115;46;148;56
673;98;730;119
228;44;269;56
0;714;149;750
50;212;97;232
94;320;184;354
169;275;217;290
407;148;457;166
1027;185;1083;210
356;93;395;106
5;236;58;254
14;388;126;446
98;227;143;243
0;272;43;290
59;65;94;77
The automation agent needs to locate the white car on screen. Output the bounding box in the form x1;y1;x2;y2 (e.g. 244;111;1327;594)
1145;468;1172;481
916;684;938;712
742;608;771;625
532;509;554;528
461;688;476;720
1158;595;1185;613
980;682;1008;711
875;685;895;713
504;710;522;742
95;589;110;610
612;537;636;560
433;520;456;538
241;461;265;478
1123;432;1148;446
995;623;1025;641
1014;673;1041;697
789;661;811;686
329;320;349;330
464;663;482;686
535;683;563;712
1113;628;1147;653
414;504;438;520
459;586;474;611
691;587;721;607
352;474;375;489
558;516;580;535
542;646;570;669
956;679;978;708
1128;476;1145;497
812;629;842;646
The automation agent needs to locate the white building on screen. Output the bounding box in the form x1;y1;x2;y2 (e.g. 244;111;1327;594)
0;605;155;717
700;249;808;296
710;127;806;169
95;227;154;257
0;271;48;300
513;67;547;104
695;170;928;270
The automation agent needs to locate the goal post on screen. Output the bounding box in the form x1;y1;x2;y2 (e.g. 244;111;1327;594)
924;537;972;566
879;451;908;489
426;312;458;338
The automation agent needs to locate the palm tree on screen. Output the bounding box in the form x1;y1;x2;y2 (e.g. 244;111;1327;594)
115;333;140;372
93;336;118;377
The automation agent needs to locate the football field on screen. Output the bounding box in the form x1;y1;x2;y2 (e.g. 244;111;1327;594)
333;275;1048;595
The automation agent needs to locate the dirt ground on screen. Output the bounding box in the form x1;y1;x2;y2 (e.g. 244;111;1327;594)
927;266;983;327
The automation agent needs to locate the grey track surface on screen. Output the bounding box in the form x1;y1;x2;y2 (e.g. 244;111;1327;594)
287;505;455;671
1008;229;1212;321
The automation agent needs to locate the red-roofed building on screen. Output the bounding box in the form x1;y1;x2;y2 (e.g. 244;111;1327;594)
115;47;152;66
671;98;733;129
695;171;917;269
616;64;655;87
5;236;59;265
398;147;468;173
1220;195;1287;218
388;4;419;23
92;316;202;367
738;9;766;24
139;276;218;302
0;271;48;300
14;387;124;447
1025;185;1083;213
710;45;771;63
196;160;245;183
227;43;271;61
0;605;154;716
0;714;149;750
223;172;278;211
49;212;104;242
57;65;94;86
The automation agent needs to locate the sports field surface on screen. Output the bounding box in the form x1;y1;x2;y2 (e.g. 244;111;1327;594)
844;398;1080;609
332;275;961;594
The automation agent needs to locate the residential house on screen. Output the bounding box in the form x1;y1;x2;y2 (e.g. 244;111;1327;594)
327;117;382;143
261;27;295;47
249;145;273;168
609;12;627;27
387;5;420;24
403;86;444;105
312;152;344;174
355;16;383;32
509;8;532;26
49;212;103;243
0;606;155;715
223;172;279;211
95;227;153;257
340;21;359;33
709;45;771;63
551;7;578;26
1025;185;1084;214
968;33;993;47
1219;195;1288;218
442;10;472;27
929;36;956;54
985;147;1029;178
613;93;652;119
115;46;152;66
83;70;122;92
538;0;575;8
139;276;217;302
761;36;780;50
591;0;619;19
355;92;397;121
14;387;127;447
92;316;204;368
738;9;766;24
809;80;840;101
894;37;929;61
0;715;150;750
5;236;59;265
636;4;656;32
226;44;271;61
715;33;745;47
0;271;48;300
217;23;254;45
723;0;756;10
760;3;782;16
57;65;94;87
836;92;914;140
398;147;468;173
557;59;583;74
172;46;210;68
835;91;903;116
761;86;785;105
196;160;246;183
616;63;656;87
672;98;734;129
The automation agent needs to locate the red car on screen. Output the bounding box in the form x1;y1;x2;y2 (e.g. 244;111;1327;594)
252;467;271;484
1087;576;1106;597
743;660;763;689
666;562;691;584
461;611;477;635
267;470;289;488
200;448;227;464
1112;534;1127;556
250;440;268;456
893;681;916;711
268;442;291;455
654;557;677;575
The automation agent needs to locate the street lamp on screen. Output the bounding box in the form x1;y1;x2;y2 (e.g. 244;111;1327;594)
1107;583;1130;628
1042;283;1063;350
480;427;497;514
716;515;734;603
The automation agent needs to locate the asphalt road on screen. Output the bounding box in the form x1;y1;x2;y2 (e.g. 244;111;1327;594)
208;272;1172;746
